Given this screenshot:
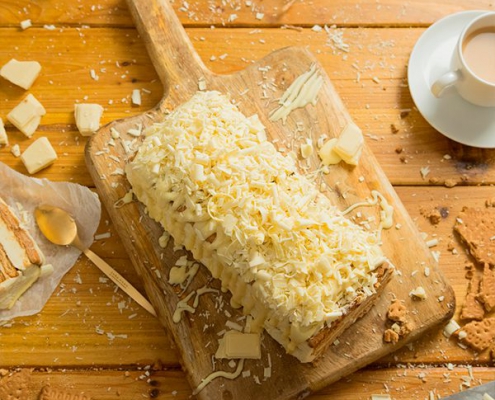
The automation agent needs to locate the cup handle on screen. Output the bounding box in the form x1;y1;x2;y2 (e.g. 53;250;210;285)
431;71;461;98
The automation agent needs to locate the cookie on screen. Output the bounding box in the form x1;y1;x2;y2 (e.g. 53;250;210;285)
454;207;495;266
39;385;93;400
460;273;485;321
0;369;30;400
383;299;414;343
459;317;495;352
479;263;495;312
387;299;408;323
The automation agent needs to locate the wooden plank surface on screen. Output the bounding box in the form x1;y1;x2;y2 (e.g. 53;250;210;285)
0;0;494;399
1;186;491;369
84;0;455;398
0;26;494;186
1;367;495;400
0;0;494;27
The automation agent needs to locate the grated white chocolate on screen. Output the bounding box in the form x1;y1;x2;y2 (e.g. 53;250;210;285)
126;91;387;362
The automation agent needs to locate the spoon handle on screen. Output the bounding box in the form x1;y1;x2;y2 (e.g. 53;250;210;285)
83;248;157;317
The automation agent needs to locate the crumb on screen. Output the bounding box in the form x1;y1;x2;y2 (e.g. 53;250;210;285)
390;123;399;134
387;300;407;323
490;344;495;361
444;179;457;188
383;328;399;343
384;299;414;343
486;197;495;207
421;207;442;225
395;146;403;154
465;263;475;279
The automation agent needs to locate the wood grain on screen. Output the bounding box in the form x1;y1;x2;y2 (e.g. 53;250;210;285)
1;366;494;400
83;0;456;398
0;0;493;27
0;187;491;370
0;0;494;398
0;27;493;186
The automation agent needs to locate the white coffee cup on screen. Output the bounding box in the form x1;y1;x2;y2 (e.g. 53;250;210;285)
431;11;495;107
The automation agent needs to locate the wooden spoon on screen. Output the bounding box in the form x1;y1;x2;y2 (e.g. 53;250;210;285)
34;205;157;317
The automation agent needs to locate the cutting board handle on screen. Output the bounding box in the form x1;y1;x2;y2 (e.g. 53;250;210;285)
126;0;208;95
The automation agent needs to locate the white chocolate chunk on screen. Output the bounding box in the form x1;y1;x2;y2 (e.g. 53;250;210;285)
7;94;46;138
333;121;364;166
11;144;21;157
443;319;461;338
20;19;32;30
318;137;342;165
131;89;141;106
409;286;427;300
0;118;8;146
0;59;41;90
225;331;261;359
300;139;313;159
20;137;58;174
74;103;104;136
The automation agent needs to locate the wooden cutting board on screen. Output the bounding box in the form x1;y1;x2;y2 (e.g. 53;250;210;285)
86;0;455;398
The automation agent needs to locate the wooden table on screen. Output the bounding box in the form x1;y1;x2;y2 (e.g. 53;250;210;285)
1;1;494;399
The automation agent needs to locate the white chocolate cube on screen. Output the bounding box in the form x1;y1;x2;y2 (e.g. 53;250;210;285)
0;118;8;146
74;103;104;136
7;94;46;138
0;59;41;90
20;137;58;174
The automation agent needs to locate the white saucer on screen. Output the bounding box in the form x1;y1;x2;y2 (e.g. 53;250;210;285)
408;10;495;149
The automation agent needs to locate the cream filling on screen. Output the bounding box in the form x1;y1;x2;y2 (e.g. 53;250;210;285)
0;219;31;270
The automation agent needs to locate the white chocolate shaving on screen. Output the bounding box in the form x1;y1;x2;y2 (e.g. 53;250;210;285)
127;91;386;361
269;64;323;124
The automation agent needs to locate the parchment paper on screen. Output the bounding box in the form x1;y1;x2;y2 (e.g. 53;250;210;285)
0;162;101;322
